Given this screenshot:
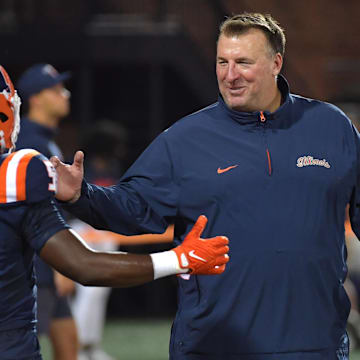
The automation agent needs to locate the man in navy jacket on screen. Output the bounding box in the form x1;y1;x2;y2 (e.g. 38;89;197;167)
53;12;359;360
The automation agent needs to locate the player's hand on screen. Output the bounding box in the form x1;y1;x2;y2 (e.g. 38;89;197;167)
50;150;84;202
173;215;229;275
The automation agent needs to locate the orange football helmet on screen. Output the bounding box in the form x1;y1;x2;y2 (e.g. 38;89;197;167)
0;66;21;153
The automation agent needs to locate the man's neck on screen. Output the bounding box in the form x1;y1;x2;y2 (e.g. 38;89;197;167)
27;110;58;129
266;87;282;113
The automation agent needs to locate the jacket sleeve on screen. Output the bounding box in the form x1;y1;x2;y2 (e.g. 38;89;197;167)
65;132;180;235
349;124;360;239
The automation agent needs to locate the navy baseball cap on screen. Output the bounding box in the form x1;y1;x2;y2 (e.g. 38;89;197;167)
16;63;71;101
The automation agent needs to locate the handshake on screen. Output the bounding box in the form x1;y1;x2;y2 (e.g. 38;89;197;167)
49;150;230;278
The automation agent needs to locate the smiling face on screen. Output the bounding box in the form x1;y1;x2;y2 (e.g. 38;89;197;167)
216;28;283;113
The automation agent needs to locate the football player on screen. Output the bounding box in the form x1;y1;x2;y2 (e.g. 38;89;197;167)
0;66;229;359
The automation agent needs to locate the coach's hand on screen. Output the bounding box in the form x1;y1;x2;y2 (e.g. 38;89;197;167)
50;150;84;203
173;216;229;275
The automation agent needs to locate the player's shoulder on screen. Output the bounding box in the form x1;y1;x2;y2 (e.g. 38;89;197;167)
291;93;348;117
162;102;218;138
0;148;56;204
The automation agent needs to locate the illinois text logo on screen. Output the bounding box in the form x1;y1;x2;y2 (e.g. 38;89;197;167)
296;155;330;169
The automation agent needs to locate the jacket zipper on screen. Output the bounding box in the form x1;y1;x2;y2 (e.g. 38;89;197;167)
260;111;272;176
266;148;272;176
260;111;266;123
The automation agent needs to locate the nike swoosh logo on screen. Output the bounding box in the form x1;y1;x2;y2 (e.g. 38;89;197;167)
189;250;207;262
217;165;238;174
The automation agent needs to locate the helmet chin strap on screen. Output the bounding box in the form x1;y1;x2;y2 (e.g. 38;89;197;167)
0;130;6;152
9;91;21;153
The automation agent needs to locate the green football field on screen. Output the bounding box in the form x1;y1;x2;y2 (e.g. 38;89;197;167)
40;318;360;359
40;319;171;360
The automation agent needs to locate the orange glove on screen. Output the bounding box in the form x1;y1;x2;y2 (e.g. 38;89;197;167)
173;215;229;275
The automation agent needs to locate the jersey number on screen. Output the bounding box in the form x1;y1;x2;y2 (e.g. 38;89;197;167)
42;159;57;192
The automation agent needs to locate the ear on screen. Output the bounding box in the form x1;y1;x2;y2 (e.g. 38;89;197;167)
272;53;283;76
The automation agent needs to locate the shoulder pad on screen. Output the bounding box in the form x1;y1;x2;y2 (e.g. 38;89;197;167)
0;149;57;204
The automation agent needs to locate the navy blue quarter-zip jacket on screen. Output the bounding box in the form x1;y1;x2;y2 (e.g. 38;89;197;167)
68;76;360;359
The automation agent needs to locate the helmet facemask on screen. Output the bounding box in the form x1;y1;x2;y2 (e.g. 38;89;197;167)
0;66;21;154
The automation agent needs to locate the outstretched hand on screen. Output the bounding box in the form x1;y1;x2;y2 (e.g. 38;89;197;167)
50;151;84;202
173;215;229;275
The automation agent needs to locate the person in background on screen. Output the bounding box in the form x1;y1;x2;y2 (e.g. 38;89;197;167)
16;63;78;360
0;65;229;360
53;12;360;359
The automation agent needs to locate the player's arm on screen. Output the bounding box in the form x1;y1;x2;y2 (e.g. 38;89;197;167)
40;228;154;287
38;214;229;288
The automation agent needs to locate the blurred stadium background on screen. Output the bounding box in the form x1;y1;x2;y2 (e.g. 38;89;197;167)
2;0;360;358
40;320;173;359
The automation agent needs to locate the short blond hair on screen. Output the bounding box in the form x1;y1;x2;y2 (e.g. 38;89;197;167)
219;13;286;56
